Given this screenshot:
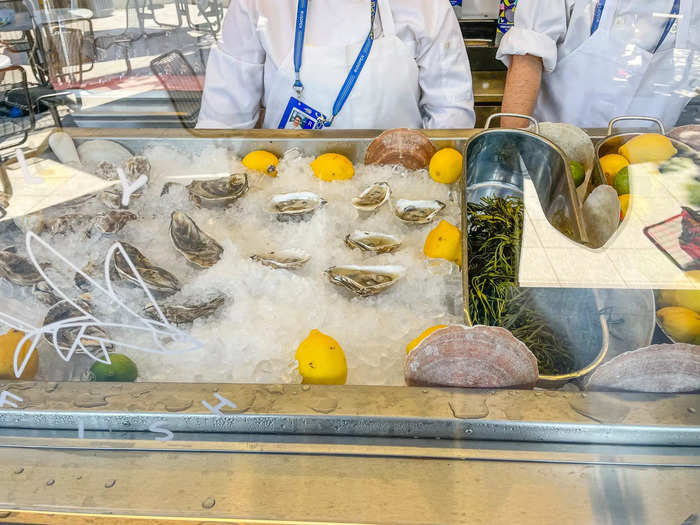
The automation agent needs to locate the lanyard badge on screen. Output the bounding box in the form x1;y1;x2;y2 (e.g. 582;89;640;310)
278;0;378;130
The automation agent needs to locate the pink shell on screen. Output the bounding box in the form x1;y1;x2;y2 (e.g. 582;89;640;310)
586;343;700;393
364;129;436;170
404;325;539;389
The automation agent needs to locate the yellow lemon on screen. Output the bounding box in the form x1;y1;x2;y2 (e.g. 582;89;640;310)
618;134;677;164
618;194;631;220
429;148;463;184
599;154;629;185
657;306;700;343
0;329;38;379
662;271;700;314
242;150;279;176
310;153;355;181
423;220;461;265
295;329;348;385
406;325;447;354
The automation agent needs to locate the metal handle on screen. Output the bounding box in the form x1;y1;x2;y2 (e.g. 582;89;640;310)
607;116;666;136
484;113;540;133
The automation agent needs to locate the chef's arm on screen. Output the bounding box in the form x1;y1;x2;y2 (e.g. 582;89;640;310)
197;0;264;129
500;54;543;128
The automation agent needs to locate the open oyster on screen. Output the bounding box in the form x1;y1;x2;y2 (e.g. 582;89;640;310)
0;249;43;286
169;211;223;269
43;300;114;356
325;264;404;296
404;325;539;389
364;129;436;170
144;295;225;325
351;182;390;212
114;242;181;295
186;174;248;208
393;199;445;224
94;210;137;235
345;230;401;254
268;192;326;219
251;249;310;270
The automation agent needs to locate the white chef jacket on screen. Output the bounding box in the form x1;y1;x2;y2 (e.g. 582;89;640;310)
496;0;700;127
197;0;476;129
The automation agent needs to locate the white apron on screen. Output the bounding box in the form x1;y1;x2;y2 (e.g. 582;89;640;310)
262;0;422;130
535;0;698;129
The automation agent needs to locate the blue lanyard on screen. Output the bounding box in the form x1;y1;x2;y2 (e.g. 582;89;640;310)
591;0;680;53
293;0;377;127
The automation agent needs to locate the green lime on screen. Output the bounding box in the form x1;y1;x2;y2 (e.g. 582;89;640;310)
613;166;630;195
569;161;585;187
90;354;138;382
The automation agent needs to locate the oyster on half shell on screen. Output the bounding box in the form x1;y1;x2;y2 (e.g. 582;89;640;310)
143;296;225;325
114;242;181;295
345;230;401;254
251;249;310;270
268;192;326;219
393;199;445;224
169;211;223;269
351;182;390;211
325;264;404;296
186;174;248;208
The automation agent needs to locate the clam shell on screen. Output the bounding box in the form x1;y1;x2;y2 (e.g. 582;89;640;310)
345;230;401;254
169;211;223;269
43;300;114;356
325;264;404;296
585;343;700;393
0;249;43;286
94;210;137;234
364;129;436;170
269;192;326;218
393;199;446;224
251;249;310;269
77;140;132;174
114;242;181;295
351;182;390;211
404;325;539;389
187;174;248;208
143;296;225;325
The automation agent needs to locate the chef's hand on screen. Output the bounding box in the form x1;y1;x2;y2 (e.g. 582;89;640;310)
500;54;543;129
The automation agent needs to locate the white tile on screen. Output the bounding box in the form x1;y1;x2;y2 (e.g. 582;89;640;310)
610;248;691;289
547;247;627;288
518;247;559;288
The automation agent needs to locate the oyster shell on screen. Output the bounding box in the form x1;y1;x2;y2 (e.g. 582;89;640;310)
124;155;151;178
44;214;92;235
364;129;436;170
585;343;700;393
393;199;445;224
404;325;539;389
99;188;143;210
186;174;248;208
33;280;61;306
114;242;181;295
14;212;45;234
143;296;225;325
74;261;99;292
169;211;223;268
95;161;118;181
345;230;401;254
43;300;114;356
325;264;404;296
94;210;137;234
269;192;326;219
351;182;390;211
77;139;132;174
0;249;43;286
251;249;310;270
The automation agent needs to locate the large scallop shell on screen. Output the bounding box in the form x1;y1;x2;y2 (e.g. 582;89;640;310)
404;325;539;389
585;343;700;393
364;129;436;170
169;211;223;268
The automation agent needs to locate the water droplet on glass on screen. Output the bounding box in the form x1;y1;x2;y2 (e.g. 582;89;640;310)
164;397;193;412
104;479;116;488
46;479;55;486
265;384;284;394
202;497;215;509
13;467;24;474
688;407;696;414
449;399;489;419
301;385;310;392
310;396;338;414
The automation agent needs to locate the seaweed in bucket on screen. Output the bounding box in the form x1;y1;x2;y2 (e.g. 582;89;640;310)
466;196;576;375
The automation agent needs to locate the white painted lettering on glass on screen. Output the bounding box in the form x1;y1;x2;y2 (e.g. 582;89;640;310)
0;390;22;408
0;232;204;378
149;421;174;442
202;393;238;416
15;148;43;185
116;167;148;208
78;420;85;439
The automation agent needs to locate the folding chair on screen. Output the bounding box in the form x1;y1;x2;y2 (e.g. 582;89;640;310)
150;49;202;128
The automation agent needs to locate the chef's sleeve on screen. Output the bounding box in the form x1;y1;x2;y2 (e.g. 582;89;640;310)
197;0;265;129
496;0;571;72
416;3;475;129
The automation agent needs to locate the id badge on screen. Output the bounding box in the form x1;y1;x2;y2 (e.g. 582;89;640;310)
278;97;327;130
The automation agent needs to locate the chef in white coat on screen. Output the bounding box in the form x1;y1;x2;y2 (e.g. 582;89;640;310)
197;0;476;130
496;0;700;128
